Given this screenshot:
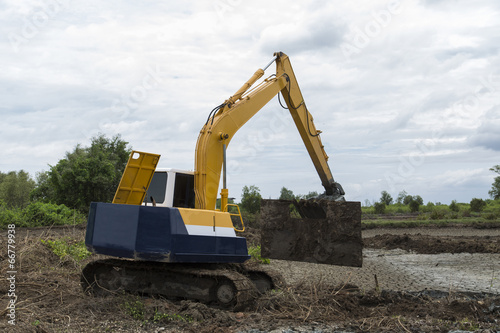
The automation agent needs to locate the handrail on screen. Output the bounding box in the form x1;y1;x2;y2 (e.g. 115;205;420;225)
226;203;245;232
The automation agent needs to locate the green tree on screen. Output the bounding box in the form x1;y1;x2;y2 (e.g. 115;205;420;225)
399;193;423;212
470;198;486;212
279;187;295;200
0;170;35;209
403;194;423;206
302;191;319;199
379;191;393;205
396;190;407;204
413;195;423;205
40;134;131;212
216;197;234;210
30;171;54;203
403;194;413;205
489;165;500;200
240;185;262;214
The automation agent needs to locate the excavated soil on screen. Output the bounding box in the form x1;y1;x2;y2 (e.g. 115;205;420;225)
261;200;363;267
1;224;499;332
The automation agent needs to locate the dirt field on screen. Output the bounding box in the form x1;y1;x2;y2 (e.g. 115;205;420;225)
1;224;499;332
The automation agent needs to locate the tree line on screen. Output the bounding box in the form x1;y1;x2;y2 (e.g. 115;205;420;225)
0;135;130;227
238;185;320;215
1;133;499;227
370;190;494;215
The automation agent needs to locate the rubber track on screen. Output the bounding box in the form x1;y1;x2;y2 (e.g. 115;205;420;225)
240;262;286;290
180;264;258;310
81;259;259;311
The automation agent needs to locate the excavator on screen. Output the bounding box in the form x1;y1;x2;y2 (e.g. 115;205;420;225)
81;52;361;310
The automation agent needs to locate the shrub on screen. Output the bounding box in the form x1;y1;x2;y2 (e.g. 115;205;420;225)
423;202;435;213
461;209;471;217
241;211;258;228
409;200;420;213
395;205;407;213
470;198;486;212
1;201;86;229
484;213;497;220
483;199;500;214
449;200;459;212
361;206;375;215
0;201;22;227
21;202;85;227
430;209;446;220
248;245;270;264
373;202;386;214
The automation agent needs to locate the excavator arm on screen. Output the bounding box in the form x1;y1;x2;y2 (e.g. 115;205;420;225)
195;52;344;210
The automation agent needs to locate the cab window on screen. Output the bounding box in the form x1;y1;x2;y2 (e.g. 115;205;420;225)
173;173;195;208
144;172;167;204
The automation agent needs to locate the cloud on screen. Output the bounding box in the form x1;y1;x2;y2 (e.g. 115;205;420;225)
259;15;346;55
469;106;500;151
1;0;499;204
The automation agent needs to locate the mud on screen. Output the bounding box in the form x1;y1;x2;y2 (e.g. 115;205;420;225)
365;233;500;254
273;248;500;296
260;199;363;267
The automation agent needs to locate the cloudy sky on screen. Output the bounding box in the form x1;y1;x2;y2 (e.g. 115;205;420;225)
1;0;499;205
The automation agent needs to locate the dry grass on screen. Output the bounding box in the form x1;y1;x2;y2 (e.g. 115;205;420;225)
0;227;130;332
254;277;498;332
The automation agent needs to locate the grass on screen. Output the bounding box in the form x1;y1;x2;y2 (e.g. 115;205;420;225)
248;245;270;264
457;317;481;331
122;298;145;321
121;296;194;323
362;218;498;229
152;311;193;323
362;215;499;228
41;237;91;262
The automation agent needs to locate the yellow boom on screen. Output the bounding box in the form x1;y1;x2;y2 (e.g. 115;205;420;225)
194;52;344;210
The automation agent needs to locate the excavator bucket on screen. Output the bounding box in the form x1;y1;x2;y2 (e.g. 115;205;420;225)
260;199;362;267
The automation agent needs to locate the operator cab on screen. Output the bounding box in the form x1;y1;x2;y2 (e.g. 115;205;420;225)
143;168;195;208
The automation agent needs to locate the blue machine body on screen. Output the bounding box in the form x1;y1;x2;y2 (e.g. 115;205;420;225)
85;202;250;263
